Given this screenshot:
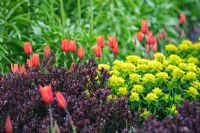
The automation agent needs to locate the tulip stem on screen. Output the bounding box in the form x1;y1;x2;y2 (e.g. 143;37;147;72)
66;109;76;133
49;104;53;130
64;52;68;68
77;0;81;25
90;0;94;33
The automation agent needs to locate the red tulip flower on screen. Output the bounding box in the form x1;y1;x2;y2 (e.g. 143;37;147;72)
32;53;40;67
108;36;118;49
61;39;70;52
26;59;33;69
44;45;50;57
146;35;154;45
96;36;105;48
77;47;85;59
24;41;32;55
112;45;119;54
19;65;26;74
141;20;148;34
136;31;143;42
39;84;53;104
93;45;102;57
55;91;67;110
180;12;186;25
5;115;12;133
69;40;76;53
11;64;18;73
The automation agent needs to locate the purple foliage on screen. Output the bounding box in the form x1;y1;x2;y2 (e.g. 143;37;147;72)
138;100;200;133
0;56;134;132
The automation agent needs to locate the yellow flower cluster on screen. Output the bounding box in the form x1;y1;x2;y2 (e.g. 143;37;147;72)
130;92;140;102
132;85;144;93
98;64;110;70
187;87;199;99
107;40;200;112
165;44;178;53
142;73;156;84
145;92;158;103
108;75;125;87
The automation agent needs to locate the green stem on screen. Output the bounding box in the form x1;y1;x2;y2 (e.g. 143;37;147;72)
77;0;81;25
59;0;65;36
50;0;55;27
64;52;67;68
66;109;76;133
49;104;53;130
90;0;94;33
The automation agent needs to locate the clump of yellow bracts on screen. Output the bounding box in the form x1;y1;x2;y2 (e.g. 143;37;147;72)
98;40;200;117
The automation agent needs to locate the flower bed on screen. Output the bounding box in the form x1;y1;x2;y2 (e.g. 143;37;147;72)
102;40;200;120
0;58;133;132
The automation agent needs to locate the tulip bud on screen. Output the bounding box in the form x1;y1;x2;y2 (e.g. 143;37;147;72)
55;91;67;110
24;41;32;55
108;36;118;49
93;45;102;57
39;84;53;104
19;65;26;74
44;45;50;57
11;64;18;73
180;12;186;25
5;115;12;133
96;36;105;48
112;45;119;54
69;40;76;53
77;47;85;59
32;53;40;67
61;39;70;52
26;59;33;69
136;32;143;42
141;20;148;34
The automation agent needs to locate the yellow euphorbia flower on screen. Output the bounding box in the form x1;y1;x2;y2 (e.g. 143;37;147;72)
168;105;178;115
156;72;169;82
126;55;141;64
154;52;166;62
142;73;156;84
187;57;199;65
109;70;120;76
165;44;178;53
172;68;185;79
140;108;151;118
129;92;140;102
148;60;163;72
98;64;110;70
192;81;200;90
182;72;197;81
152;87;163;96
132;85;144;93
168;54;182;65
145;92;158;102
187;87;199;98
129;73;141;83
108;75;125;87
117;87;127;95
